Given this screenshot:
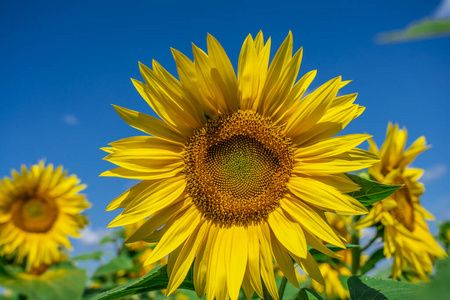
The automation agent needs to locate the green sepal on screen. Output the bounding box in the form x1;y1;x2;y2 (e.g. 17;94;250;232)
345;173;402;207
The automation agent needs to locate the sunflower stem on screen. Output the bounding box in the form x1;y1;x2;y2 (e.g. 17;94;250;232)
278;276;288;299
360;232;380;252
351;215;361;275
262;281;274;300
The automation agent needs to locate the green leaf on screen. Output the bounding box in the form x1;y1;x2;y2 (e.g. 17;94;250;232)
92;253;133;278
360;248;385;275
98;236;116;245
73;251;104;261
418;258;450;299
345;174;402;206
298;288;326;300
347;276;421;300
338;274;349;290
99;229;125;245
377;19;450;43
0;264;87;300
91;265;195;300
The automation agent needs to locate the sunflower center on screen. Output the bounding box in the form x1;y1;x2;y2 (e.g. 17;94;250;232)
11;197;58;233
184;110;294;226
390;184;415;232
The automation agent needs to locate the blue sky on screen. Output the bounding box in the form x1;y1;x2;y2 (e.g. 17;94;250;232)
1;0;449;253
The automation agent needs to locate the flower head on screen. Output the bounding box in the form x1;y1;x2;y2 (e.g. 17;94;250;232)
0;161;90;270
354;123;446;279
102;32;378;300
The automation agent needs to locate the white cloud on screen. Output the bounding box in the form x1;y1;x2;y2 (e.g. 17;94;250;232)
433;0;450;19
63;114;79;126
422;164;447;182
79;226;110;246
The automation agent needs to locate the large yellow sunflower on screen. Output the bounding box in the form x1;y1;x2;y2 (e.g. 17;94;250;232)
354;123;446;279
0;161;90;270
102;32;379;300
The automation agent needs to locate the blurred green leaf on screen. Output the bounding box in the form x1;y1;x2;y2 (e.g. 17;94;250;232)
0;264;86;300
346;174;402;207
91;265;195;300
361;248;385;275
99;236;116;245
378;19;450;43
338;274;349;291
73;251;104;261
347;276;420;300
298;288;326;300
92;253;133;278
418;258;450;299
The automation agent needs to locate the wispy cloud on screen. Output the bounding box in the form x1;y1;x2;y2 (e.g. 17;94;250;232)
422;164;447;182
433;0;450;19
79;226;110;246
63;114;79;126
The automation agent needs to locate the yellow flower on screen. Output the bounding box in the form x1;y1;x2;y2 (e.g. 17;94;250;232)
102;32;378;300
354;123;446;279
0;161;90;269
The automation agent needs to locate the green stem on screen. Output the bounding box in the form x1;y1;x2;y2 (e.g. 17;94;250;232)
278;276;288;300
360;233;380;252
262;281;274;300
351;216;361;275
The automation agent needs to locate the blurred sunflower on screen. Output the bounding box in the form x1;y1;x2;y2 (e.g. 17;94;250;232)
102;32;378;300
354;123;446;279
0;161;90;270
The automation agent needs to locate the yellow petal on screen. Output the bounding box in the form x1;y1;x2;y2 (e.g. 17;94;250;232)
270;231;299;288
293;149;379;176
268;208;307;259
281;196;345;247
259;223;279;300
112;105;186;143
288;176;367;215
295;134;371;159
166;221;208;296
145;205;201;265
121;176;186;215
100;165;183;180
225;226;248;300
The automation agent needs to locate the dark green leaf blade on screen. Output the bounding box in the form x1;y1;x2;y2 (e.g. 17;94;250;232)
346;173;402;206
91;265;195;300
347;276;421;300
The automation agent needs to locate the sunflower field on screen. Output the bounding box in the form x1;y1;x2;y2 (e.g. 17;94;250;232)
1;1;450;299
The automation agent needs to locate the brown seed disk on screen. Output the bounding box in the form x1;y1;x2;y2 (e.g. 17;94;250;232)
184;110;294;227
10;196;59;233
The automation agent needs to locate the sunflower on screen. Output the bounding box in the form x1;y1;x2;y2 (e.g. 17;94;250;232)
0;161;90;270
354;123;446;279
102;32;379;300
